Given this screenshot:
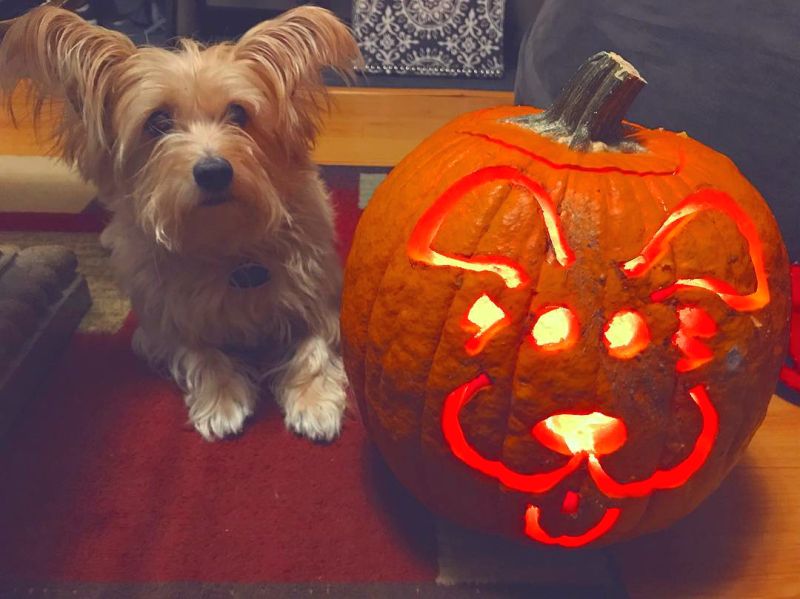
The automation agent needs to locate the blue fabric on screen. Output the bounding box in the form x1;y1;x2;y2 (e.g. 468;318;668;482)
514;0;800;259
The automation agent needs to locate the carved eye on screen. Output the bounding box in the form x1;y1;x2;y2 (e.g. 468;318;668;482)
461;294;510;356
531;306;579;352
145;109;172;136
226;103;248;127
603;310;650;359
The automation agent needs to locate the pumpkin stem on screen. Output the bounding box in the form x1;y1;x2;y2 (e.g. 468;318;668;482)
515;52;646;151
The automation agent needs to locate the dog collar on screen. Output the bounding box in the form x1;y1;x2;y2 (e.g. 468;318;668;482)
229;262;270;289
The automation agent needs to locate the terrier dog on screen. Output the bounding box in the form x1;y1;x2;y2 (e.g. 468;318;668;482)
0;4;361;441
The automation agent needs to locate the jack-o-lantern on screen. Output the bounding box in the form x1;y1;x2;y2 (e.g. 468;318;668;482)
341;53;791;547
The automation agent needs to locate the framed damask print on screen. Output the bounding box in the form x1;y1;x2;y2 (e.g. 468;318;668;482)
352;0;505;79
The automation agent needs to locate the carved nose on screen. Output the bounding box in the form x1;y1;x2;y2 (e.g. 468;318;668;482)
193;156;233;192
532;412;627;456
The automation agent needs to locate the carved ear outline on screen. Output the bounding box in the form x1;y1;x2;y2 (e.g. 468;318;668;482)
621;188;769;312
408;165;574;289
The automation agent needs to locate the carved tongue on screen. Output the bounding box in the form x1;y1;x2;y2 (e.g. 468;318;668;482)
532;412;627;456
561;490;581;514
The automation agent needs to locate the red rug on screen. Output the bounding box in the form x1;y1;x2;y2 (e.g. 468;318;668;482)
0;169;439;584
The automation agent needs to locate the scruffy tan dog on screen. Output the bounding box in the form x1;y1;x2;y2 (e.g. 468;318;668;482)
0;5;361;441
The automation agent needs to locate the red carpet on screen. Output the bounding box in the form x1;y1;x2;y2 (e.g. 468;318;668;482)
0;169;439;583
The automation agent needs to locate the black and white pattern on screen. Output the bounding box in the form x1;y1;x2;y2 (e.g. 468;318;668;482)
353;0;505;79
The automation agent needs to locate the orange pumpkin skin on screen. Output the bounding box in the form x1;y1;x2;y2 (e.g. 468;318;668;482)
341;77;790;546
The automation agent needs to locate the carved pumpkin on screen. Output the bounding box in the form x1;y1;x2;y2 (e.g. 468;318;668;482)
341;53;791;547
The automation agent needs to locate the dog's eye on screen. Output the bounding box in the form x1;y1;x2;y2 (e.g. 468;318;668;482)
226;103;248;127
145;110;172;136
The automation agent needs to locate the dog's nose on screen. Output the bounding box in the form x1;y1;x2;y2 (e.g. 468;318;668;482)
193;157;233;192
532;412;627;456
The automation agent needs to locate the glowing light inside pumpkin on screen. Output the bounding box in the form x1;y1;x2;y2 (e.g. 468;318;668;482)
621;189;769;311
674;306;717;372
561;491;580;514
603;310;650;359
533;412;627;456
531;307;579;351
462;294;510;355
407;166;574;290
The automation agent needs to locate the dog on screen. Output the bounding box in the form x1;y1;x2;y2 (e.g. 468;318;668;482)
0;4;361;441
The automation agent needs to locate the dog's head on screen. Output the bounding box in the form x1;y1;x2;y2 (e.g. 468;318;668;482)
0;5;360;253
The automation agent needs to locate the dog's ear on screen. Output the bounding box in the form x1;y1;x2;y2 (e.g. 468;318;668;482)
234;7;362;144
0;5;134;149
235;6;361;94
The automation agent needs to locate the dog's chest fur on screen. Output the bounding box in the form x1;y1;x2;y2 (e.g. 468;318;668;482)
101;221;311;350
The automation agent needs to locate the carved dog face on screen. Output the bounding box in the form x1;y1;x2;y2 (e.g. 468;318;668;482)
407;164;769;547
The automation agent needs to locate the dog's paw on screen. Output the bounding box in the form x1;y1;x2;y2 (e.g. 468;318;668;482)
282;367;346;442
190;394;253;441
284;392;345;442
276;335;348;442
187;377;255;441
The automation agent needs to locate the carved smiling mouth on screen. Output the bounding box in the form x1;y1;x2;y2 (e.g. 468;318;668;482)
441;372;719;546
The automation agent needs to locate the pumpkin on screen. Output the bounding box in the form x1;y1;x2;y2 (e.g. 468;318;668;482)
341;52;791;547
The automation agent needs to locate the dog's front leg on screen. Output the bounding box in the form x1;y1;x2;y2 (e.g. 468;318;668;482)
273;329;347;442
172;345;258;441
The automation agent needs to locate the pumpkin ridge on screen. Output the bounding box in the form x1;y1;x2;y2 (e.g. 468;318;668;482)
459;130;684;178
497;163;578;508
580;173;672;537
358;133;491;422
492;171;555;463
631;177;675;535
364;132;508;369
625;173;720;536
727;186;790;454
601;173;654;540
364;134;511;495
701;197;755;470
424;148;556;498
595;173;641;539
416;175;527;512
